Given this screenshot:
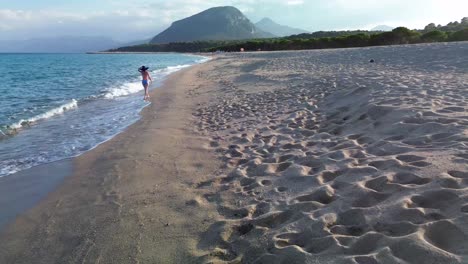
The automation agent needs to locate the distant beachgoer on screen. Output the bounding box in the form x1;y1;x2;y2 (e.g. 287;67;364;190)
138;66;153;101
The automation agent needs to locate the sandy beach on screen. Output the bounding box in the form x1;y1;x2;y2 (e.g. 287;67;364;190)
1;42;467;264
0;64;223;263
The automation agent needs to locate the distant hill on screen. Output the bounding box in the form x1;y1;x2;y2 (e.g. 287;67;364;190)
150;6;274;44
0;36;121;53
371;25;394;31
120;38;151;47
255;18;308;37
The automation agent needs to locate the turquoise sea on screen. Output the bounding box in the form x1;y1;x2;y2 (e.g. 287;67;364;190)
0;53;208;176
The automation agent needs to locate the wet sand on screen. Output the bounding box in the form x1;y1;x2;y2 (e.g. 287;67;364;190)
0;160;71;229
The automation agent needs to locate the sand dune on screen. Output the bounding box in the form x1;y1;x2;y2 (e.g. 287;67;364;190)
192;42;468;263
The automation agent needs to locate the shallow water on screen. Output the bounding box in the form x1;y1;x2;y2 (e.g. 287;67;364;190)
0;53;208;176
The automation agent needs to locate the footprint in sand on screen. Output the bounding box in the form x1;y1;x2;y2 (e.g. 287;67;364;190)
260;179;272;186
461;204;468;213
439;178;464;189
373;221;418;237
252;210;295;229
410;190;459;210
353;256;379;264
294;186;335;205
276;186;288;193
395;154;426;163
275;232;338;254
423;220;468;255
352;190;390;208
447;170;468;179
318;170;343;183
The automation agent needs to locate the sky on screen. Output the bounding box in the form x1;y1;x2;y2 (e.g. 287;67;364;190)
0;0;466;42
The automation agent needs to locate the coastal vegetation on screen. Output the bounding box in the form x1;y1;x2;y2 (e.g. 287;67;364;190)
108;18;468;53
423;17;468;33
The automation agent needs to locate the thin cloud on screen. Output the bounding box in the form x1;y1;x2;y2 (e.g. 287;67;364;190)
0;8;161;41
286;0;304;5
0;1;466;41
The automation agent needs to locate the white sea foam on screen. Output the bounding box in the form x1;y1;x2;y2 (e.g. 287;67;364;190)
155;64;192;74
5;62;205;132
103;81;142;99
9;99;78;129
103;64;195;99
197;57;211;63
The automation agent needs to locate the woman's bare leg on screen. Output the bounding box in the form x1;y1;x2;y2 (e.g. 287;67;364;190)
144;85;149;101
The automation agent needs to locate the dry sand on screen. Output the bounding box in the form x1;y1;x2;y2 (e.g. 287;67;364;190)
193;42;468;263
1;42;467;264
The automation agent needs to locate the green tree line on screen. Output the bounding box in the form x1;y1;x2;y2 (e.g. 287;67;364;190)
206;27;468;52
108;18;468;53
423;17;468;33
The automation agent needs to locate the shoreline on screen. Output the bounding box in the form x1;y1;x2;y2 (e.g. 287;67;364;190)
0;61;223;263
0;53;210;178
0;54;210;177
87;51;193;54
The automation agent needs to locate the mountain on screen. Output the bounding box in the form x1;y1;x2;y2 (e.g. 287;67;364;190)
120;38;151;47
255;18;309;37
371;25;394;31
150;6;274;44
0;36;121;53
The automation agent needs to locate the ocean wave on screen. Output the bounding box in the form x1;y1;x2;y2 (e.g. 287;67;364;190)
2;62;200;135
8;99;78;130
197;57;211;63
2;62;203;135
103;81;142;99
155;64;193;74
103;64;194;99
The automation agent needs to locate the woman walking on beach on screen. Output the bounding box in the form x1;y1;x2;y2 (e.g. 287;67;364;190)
139;66;153;101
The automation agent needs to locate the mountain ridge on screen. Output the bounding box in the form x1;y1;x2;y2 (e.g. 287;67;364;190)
150;6;274;44
371;25;394;31
255;17;309;37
